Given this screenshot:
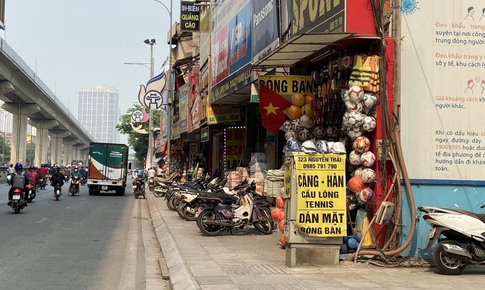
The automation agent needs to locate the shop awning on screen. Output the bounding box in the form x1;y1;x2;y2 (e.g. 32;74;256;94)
252;32;353;69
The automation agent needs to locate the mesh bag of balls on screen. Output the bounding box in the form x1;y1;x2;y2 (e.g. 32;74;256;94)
342;85;377;140
347;136;376;204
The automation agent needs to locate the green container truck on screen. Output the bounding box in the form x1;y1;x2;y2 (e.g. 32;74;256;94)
87;142;129;196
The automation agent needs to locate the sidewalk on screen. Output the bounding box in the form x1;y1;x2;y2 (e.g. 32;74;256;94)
146;193;485;290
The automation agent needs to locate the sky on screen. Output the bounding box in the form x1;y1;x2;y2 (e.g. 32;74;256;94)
4;0;180;126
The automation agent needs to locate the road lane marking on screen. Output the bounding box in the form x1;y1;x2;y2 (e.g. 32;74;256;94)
36;217;48;224
65;205;72;209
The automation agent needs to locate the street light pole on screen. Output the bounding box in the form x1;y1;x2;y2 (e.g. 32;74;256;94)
153;0;173;175
144;38;156;169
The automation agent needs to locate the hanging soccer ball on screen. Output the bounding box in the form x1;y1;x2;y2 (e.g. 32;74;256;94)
283;120;292;132
299;115;313;129
326;126;340;138
349;150;362;166
348;85;364;103
360;168;376;183
353;166;364;178
291;92;306;107
313;126;325;139
290;119;303;133
347;126;363;140
348;176;365;193
287;105;302;120
357;187;375;204
347;111;364;127
316;140;329;153
362;116;377;132
363;93;378;112
297;128;312;141
361;151;376;167
342;112;351;127
284;130;297;141
353;136;371;153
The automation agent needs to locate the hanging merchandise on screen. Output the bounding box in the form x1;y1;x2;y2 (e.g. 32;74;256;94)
349;54;380;93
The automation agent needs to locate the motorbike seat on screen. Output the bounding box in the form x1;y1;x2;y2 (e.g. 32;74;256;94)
196;191;235;204
446;208;485;223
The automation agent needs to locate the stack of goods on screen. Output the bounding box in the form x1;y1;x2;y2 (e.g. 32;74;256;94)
347;136;376;205
271;192;286;249
264;169;285;197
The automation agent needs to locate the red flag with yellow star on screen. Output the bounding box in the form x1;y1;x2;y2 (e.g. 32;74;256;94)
259;83;291;134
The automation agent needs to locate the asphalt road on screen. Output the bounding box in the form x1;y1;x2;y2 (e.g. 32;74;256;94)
0;180;168;290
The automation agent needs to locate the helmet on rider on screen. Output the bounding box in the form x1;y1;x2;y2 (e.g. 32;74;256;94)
29;165;35;170
14;162;23;171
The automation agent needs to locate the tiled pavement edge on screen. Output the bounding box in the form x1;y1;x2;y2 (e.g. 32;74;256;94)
146;193;201;290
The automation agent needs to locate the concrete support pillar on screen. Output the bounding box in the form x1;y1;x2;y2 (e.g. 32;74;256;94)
63;139;80;166
50;131;70;165
1;103;40;164
29;119;59;166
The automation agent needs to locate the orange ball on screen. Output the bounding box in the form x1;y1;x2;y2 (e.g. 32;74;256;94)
291;93;306;106
287;105;302;120
302;103;314;118
278;220;285;233
279;234;286;248
275;196;284;209
348;176;366;193
305;93;314;104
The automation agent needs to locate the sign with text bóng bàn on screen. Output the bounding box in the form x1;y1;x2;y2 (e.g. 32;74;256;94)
294;153;346;237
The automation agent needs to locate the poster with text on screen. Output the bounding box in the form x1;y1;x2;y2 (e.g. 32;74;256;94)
401;0;485;184
294;153;346;237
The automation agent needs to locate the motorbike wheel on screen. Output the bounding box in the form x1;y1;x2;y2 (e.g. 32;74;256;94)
433;240;466;275
153;186;164;197
14;203;20;214
197;209;224;236
253;209;274;235
55;195;59;201
166;194;177;211
176;202;187;219
184;204;198;221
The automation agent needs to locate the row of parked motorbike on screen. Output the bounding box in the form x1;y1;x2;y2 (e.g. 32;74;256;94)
136;173;275;236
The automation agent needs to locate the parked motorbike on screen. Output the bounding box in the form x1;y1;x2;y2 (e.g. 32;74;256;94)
418;205;485;275
133;177;146;199
148;177;155;191
54;183;62;201
69;176;81;196
26;183;36;202
178;178;246;221
196;181;274;236
10;187;27;214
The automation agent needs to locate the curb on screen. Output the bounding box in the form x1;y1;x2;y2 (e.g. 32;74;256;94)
146;193;201;290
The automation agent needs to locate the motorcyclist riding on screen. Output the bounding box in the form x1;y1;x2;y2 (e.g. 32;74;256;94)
51;166;65;190
7;162;29;206
26;165;39;187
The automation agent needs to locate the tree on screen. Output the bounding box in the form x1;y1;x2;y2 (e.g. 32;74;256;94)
26;142;35;166
0;134;10;165
116;105;160;165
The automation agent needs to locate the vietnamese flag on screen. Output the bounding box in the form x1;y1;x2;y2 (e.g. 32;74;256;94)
259;83;291;134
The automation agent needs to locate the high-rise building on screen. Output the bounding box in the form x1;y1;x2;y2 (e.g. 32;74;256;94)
78;85;120;143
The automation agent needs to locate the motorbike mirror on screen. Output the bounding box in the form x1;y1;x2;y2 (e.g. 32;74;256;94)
480;204;485;209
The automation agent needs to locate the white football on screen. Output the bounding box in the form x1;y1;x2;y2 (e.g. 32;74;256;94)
348;85;364;103
349;150;362;165
347;126;363;139
348;111;364;127
362;116;377;132
361;151;376;167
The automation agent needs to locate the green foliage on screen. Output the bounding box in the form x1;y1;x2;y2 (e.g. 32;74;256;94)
116;104;160;165
26;142;35;165
0;134;10;163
